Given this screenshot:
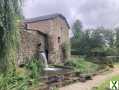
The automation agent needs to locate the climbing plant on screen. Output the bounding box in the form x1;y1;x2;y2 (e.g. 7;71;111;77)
62;42;70;60
0;0;21;72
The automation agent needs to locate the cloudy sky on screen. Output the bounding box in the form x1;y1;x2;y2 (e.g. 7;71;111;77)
23;0;119;29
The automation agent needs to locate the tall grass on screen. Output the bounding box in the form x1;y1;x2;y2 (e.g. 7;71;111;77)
0;57;43;90
25;57;43;80
0;0;21;72
0;1;44;90
64;56;99;74
0;70;29;90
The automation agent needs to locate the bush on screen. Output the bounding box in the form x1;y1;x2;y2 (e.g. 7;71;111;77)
62;42;70;59
71;49;81;55
25;57;43;80
64;56;99;74
0;57;43;90
0;70;29;90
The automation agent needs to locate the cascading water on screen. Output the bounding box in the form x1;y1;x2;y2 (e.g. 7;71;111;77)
40;52;48;68
40;52;62;71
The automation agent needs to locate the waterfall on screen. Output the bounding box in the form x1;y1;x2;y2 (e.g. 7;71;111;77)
40;52;48;68
40;52;61;71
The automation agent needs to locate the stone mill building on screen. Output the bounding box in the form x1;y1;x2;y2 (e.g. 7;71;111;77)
20;13;70;64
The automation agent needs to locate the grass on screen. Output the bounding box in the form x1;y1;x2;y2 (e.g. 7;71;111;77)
0;58;43;90
64;56;99;74
94;75;119;90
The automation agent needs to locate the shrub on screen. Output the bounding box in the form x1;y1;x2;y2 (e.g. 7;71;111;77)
0;70;29;90
62;42;70;59
25;57;43;80
0;57;43;90
64;56;99;74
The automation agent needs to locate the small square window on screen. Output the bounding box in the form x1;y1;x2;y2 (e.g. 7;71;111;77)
58;37;61;43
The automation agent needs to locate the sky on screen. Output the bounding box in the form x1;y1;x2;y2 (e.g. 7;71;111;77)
23;0;119;29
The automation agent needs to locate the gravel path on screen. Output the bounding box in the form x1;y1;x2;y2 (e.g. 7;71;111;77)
60;67;119;90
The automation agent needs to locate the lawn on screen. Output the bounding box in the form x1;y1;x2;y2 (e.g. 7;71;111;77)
95;75;119;90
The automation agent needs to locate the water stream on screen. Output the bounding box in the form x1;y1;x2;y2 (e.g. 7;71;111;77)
40;52;48;68
40;52;62;71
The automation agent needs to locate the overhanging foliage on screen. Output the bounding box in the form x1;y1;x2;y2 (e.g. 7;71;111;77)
0;0;21;72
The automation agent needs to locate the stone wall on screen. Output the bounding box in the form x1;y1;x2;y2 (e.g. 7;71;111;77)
23;17;70;64
44;17;70;64
52;17;70;62
19;30;46;64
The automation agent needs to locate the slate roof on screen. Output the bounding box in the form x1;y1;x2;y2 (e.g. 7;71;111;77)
24;13;70;29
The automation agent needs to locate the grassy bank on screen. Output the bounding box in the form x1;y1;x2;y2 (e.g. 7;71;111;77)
94;75;119;90
0;58;43;90
64;56;100;74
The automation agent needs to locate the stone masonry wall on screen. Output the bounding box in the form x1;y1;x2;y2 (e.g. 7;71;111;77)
20;30;46;63
52;17;70;62
24;17;70;64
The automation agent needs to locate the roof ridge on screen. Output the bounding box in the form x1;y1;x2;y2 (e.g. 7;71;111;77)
24;13;70;29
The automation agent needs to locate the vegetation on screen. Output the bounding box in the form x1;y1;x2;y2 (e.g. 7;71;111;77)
65;56;99;74
72;19;83;39
71;20;119;65
0;0;119;89
0;58;43;90
94;75;119;90
25;57;43;79
0;0;21;72
62;42;70;60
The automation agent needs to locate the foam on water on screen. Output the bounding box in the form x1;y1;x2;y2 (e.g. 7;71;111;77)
40;52;62;71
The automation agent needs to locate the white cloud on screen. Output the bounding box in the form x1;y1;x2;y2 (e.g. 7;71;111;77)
23;0;119;29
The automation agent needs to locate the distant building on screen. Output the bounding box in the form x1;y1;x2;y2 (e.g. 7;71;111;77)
19;13;70;64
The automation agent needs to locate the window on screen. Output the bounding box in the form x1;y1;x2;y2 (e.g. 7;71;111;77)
58;37;61;43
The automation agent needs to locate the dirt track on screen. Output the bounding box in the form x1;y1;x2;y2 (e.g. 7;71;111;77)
60;67;119;90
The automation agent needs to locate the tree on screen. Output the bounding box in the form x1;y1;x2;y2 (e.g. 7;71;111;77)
72;19;83;39
77;30;91;55
0;0;21;72
71;27;110;56
91;28;105;48
71;29;92;56
97;28;115;48
115;27;119;55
